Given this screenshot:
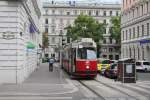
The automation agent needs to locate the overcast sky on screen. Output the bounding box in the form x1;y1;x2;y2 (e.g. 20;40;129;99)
43;0;121;3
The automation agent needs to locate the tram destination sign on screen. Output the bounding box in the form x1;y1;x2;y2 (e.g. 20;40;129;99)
81;42;93;47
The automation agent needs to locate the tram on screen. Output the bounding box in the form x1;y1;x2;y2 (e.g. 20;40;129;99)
62;38;98;78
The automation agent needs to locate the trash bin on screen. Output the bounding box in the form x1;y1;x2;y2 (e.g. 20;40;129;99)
117;58;136;83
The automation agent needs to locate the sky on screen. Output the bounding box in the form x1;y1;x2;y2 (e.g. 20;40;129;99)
43;0;121;3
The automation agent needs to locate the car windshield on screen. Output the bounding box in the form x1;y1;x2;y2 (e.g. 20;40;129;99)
111;64;117;69
78;48;96;60
136;62;141;66
102;60;110;64
143;62;150;65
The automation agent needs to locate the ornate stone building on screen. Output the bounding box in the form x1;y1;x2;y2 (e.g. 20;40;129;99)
121;0;150;61
0;0;42;84
42;1;121;60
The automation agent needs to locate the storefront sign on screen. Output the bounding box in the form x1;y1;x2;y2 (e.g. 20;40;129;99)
2;32;15;40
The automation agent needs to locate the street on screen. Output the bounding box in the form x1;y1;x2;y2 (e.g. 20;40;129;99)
0;63;150;100
137;72;150;82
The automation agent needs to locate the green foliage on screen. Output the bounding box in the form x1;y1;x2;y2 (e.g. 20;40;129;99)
65;14;105;44
42;32;49;48
110;16;121;44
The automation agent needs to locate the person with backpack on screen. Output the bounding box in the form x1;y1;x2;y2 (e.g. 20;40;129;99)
49;57;55;71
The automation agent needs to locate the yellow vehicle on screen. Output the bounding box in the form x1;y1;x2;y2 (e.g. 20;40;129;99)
97;59;111;74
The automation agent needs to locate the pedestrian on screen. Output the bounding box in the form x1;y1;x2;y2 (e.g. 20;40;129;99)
49;57;55;72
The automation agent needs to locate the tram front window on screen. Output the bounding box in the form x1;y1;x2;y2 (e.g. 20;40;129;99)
78;48;96;60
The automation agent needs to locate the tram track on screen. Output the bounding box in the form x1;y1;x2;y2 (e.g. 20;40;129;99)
78;80;106;100
94;79;139;100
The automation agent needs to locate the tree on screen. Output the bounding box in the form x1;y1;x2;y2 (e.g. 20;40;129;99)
110;16;121;44
65;14;105;44
42;32;49;49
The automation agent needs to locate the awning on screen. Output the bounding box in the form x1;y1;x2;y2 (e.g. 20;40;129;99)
26;41;36;49
139;39;150;45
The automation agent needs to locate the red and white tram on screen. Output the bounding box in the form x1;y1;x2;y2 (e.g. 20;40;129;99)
62;38;98;78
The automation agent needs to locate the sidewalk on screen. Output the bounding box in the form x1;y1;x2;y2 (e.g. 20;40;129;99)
0;63;78;96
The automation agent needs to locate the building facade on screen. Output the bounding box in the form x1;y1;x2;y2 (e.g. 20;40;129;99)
121;0;150;61
0;0;42;84
42;1;121;60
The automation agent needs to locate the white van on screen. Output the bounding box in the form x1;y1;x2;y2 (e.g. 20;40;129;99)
136;61;150;72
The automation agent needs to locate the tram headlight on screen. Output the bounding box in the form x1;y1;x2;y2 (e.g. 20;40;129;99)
86;65;90;69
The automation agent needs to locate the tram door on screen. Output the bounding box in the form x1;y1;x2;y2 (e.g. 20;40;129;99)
71;48;76;73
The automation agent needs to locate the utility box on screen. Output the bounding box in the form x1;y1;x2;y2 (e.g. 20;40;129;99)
117;58;136;83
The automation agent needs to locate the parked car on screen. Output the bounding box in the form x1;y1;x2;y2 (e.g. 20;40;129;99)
97;58;110;74
104;63;118;79
136;61;150;72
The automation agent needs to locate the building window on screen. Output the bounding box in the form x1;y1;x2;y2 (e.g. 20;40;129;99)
51;37;55;43
45;28;48;33
115;55;119;60
60;30;63;34
147;23;149;35
60;10;63;15
129;28;131;39
109;55;113;60
103;11;106;16
104;28;106;34
52;19;55;24
137;26;139;38
116;11;119;16
103;19;106;24
67;12;70;15
126;30;128;40
138;47;140;60
74;10;77;15
110;38;112;44
142;47;144;60
89;11;91;16
52;10;55;14
141;5;143;15
52;28;55;33
96;11;99;16
45;19;48;24
122;31;124;40
133;9;134;18
136;7;139;17
133;27;135;38
110;11;112;16
103;39;106;44
109;27;112;34
146;2;149;13
142;25;144;36
103;48;107;52
45;9;48;15
109;48;113;52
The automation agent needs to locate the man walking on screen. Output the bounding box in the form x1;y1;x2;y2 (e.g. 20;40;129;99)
49;57;55;71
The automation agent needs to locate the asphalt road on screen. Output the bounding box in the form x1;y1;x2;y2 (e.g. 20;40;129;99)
137;72;150;81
